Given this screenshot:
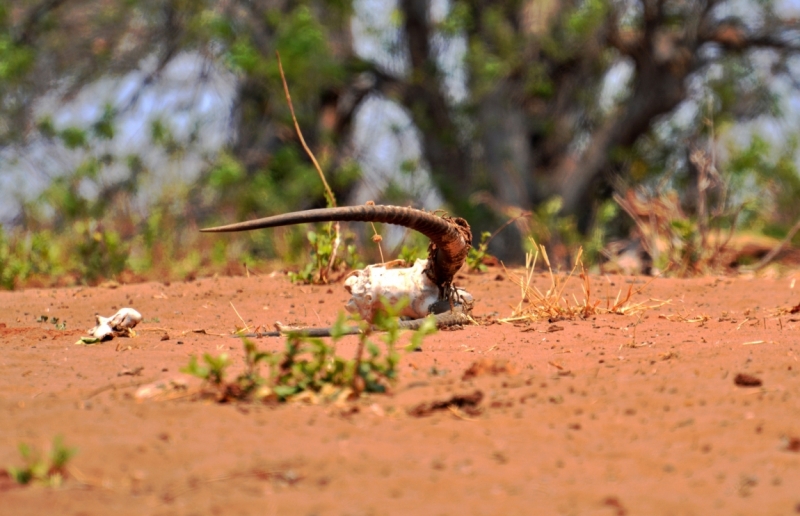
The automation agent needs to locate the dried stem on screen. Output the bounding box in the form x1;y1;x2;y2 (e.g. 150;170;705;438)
352;333;366;395
747;216;800;272
484;210;531;248
370;222;385;263
326;221;341;277
276;51;339;281
276;51;336;208
364;201;385;263
229;301;250;333
501;239;666;323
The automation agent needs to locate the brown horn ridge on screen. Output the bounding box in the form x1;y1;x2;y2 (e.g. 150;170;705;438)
201;205;472;289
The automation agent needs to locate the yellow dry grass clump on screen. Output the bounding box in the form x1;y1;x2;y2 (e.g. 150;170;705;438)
501;240;667;323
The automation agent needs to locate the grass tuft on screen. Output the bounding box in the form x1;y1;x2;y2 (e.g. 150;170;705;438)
501;239;668;324
4;436;77;487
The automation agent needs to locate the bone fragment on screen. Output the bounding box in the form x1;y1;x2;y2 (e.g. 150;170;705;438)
88;307;142;340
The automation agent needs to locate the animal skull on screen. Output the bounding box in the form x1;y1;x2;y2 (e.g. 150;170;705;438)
201;205;475;321
344;259;473;320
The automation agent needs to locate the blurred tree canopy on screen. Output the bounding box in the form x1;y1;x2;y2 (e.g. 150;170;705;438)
1;0;800;280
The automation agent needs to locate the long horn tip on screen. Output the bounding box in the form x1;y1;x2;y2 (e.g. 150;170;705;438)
200;224;237;233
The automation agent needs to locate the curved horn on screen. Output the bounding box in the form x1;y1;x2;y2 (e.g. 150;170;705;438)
201;205;472;288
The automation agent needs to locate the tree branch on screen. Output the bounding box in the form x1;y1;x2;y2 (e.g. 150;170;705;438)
14;0;70;46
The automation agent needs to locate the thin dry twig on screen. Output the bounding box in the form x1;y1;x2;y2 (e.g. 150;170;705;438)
448;404;478;421
229;301;250;333
371;223;385;263
67;465;121;492
660;311;710;324
365;201;385;263
484;210;532;248
326;221;342;276
746;216;800;272
276;51;340;282
276;51;335;208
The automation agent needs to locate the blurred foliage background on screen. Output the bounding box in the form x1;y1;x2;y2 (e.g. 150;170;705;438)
2;0;800;288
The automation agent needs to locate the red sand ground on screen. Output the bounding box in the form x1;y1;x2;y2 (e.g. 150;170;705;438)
1;268;800;515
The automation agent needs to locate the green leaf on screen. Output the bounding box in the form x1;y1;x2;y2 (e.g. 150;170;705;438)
273;385;299;399
408;316;438;351
330;312;351;340
92;104;116;140
7;466;32;485
180;355;209;379
49;436;77;469
59;127;88;149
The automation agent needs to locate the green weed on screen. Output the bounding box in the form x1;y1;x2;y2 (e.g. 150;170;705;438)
35;315;67;330
466;231;492;272
288;227;336;284
288;228;363;284
4;436;77;487
397;244;426;265
182;301;437;403
183;353;231;390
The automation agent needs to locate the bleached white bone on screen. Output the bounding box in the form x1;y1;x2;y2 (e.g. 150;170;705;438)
88;307;142;339
344;259;472;321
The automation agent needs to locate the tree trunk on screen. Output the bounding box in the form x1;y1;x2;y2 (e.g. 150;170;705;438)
553;59;687;226
475;80;533;261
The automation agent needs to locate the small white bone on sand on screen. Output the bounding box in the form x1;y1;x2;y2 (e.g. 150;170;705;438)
88;307;143;339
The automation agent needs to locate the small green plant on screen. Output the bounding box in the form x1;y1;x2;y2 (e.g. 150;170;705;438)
466;231;492;272
183;300;437;402
0;227;65;289
288;227;336;284
74;220;130;282
397;245;427;265
277;300;436;399
5;436;77;487
526;196;584;269
288;228;364;284
34;315;67;330
519;196;618;271
182;353;231;389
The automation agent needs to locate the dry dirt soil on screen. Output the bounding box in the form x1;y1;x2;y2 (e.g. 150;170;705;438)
1;267;800;516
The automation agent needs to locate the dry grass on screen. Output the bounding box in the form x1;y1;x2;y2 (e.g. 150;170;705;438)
612;148;743;276
659;311;711;324
500;240;668;324
773;301;800;316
